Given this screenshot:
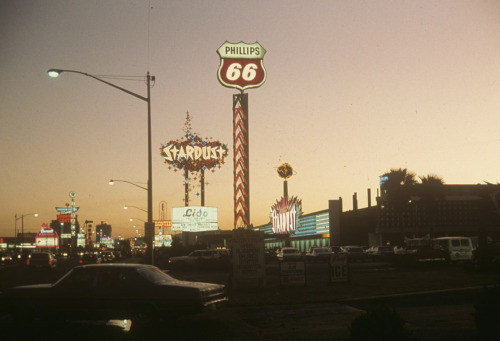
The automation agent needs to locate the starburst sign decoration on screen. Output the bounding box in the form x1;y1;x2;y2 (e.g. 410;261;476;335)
160;113;228;205
160;113;228;173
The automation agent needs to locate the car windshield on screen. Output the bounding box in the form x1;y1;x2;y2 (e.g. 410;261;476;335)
284;249;298;254
315;248;330;253
137;266;177;284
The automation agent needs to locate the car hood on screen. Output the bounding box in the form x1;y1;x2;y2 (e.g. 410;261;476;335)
164;280;224;290
5;283;53;290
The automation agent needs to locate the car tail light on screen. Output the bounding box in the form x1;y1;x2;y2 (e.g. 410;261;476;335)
26;259;30;265
79;259;83;264
48;259;53;266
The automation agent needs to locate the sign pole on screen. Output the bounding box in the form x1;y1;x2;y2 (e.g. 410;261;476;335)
233;92;250;228
217;41;266;230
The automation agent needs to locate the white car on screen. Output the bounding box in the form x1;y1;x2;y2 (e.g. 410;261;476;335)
305;247;332;262
277;247;302;261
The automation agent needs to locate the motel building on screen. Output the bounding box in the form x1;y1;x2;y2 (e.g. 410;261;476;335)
251;183;500;253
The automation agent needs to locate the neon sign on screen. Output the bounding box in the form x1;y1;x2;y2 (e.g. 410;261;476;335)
160;113;228;173
270;196;302;235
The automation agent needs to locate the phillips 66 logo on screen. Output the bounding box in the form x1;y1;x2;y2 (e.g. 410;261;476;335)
217;41;267;91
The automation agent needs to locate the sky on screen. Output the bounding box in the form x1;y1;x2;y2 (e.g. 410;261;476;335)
1;0;500;239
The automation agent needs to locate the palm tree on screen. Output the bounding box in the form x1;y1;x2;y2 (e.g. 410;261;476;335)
417;174;445;238
380;168;418;241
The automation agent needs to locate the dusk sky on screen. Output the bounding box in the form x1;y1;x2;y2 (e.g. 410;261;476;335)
1;0;499;239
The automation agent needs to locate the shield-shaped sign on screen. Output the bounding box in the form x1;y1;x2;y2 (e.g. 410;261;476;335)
217;41;267;91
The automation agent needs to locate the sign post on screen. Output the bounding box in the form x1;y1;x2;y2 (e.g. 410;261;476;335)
217;41;267;229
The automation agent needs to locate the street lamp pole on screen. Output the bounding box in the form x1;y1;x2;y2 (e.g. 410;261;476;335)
15;213;38;250
49;69;155;265
124;205;148;213
109;179;147;191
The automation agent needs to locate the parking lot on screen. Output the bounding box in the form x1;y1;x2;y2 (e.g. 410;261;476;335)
1;257;498;340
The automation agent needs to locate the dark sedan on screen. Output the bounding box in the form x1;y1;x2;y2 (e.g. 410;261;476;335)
0;263;227;329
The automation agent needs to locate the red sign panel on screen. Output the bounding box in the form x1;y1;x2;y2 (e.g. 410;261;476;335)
58;214;77;223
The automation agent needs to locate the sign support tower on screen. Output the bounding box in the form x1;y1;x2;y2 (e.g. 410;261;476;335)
217;41;267;229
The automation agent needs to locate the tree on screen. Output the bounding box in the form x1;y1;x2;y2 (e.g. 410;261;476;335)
380;168;417;241
417;174;445;238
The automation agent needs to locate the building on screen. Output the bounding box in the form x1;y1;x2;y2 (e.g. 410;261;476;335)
96;221;112;244
252;183;500;252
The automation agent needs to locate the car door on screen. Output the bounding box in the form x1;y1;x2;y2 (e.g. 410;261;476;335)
49;267;99;319
91;267;152;319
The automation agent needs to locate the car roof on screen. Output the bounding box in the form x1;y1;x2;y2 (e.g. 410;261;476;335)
74;263;156;270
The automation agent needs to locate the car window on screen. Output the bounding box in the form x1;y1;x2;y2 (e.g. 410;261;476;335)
137;267;176;284
460;239;470;247
451;240;460;247
57;268;98;289
94;268;143;289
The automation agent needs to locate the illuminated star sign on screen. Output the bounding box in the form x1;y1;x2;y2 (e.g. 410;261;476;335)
160;113;228;173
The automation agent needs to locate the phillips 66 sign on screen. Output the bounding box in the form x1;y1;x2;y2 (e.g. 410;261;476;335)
217;41;267;91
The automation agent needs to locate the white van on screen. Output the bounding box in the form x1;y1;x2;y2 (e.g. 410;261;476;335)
432;237;474;262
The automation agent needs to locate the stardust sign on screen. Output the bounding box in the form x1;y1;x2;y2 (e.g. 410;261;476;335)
172;206;218;232
161;143;227;170
217;41;267;91
270;196;302;235
160;114;228;173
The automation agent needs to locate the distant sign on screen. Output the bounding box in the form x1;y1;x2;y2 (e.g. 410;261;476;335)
330;253;349;283
231;230;265;288
172;206;218;232
270;196;302;234
280;261;306;286
35;227;59;248
217;41;267;91
58;214;78;223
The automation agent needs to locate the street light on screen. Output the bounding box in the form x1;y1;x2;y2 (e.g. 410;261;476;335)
49;69;155;265
129;217;147;223
109;179;148;191
124;205;148;213
14;213;38;249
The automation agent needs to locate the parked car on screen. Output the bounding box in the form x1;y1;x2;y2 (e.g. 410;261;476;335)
432;237;474;263
367;246;395;259
276;247;302;261
26;252;57;270
330;246;345;254
305;247;332;263
169;249;230;268
341;246;368;261
0;264;228;329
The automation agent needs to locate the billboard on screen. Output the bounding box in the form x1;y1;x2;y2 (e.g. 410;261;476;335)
172;206;218;232
35;226;59;248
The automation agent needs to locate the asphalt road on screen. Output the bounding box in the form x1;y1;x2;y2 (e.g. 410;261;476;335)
1;258;498;341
